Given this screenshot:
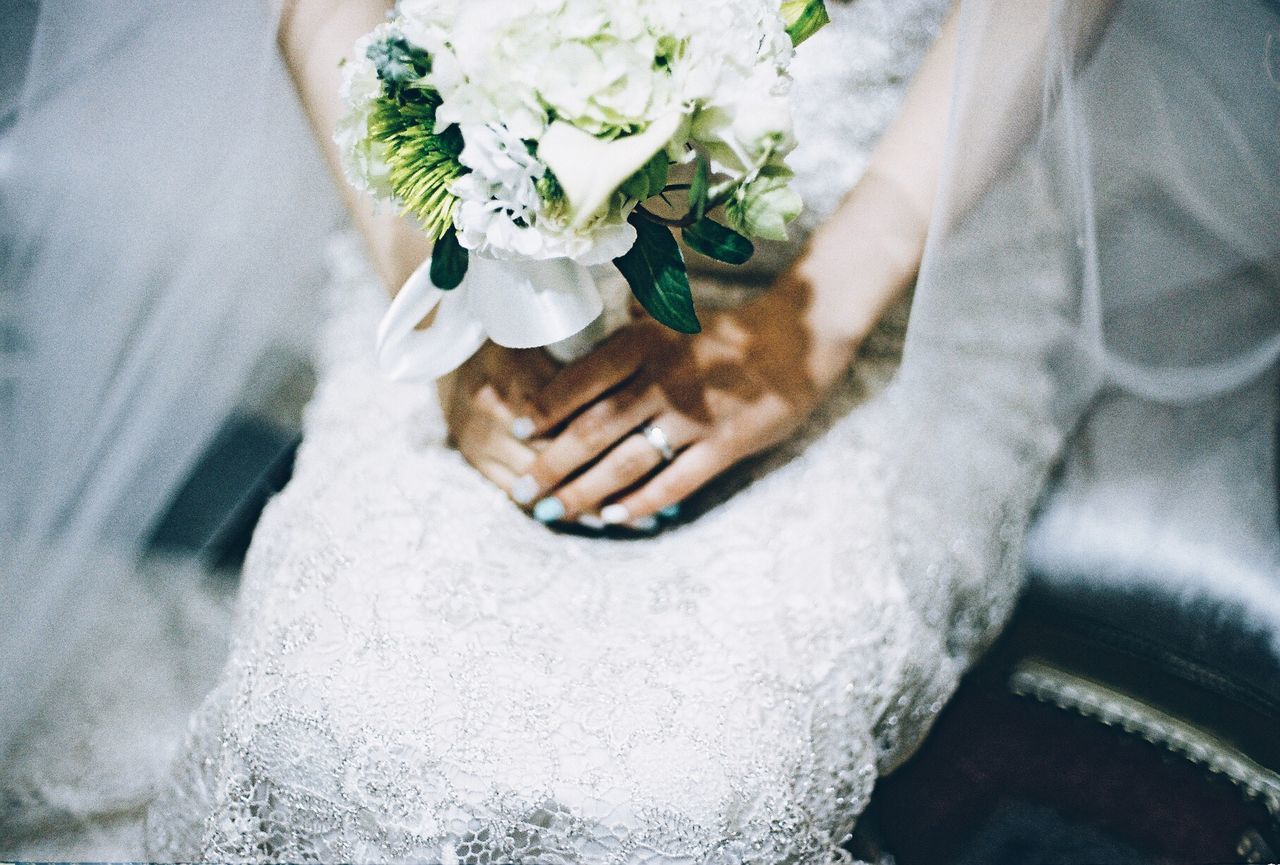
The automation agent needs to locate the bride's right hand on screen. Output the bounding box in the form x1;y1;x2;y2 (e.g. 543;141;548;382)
438;341;559;496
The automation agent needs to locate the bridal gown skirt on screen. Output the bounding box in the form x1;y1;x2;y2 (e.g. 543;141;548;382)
145;230;1065;863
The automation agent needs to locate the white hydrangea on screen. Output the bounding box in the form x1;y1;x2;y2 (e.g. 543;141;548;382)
335;25;396;198
343;0;807;263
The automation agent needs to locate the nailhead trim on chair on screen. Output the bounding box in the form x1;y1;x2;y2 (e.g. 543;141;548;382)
1009;657;1280;820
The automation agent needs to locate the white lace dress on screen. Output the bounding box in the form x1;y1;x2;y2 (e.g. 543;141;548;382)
143;1;1070;861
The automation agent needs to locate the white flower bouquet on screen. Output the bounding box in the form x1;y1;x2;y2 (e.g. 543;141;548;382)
339;0;830;379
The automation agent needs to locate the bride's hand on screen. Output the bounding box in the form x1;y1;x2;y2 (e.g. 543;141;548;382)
511;281;860;527
439;342;559;494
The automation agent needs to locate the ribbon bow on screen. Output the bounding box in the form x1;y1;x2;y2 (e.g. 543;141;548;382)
376;254;606;381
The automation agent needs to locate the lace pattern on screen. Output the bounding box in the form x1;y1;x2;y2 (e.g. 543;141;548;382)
143;187;1070;861
141;2;1078;863
144;234;919;863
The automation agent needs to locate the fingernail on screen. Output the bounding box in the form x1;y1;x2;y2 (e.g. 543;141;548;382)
533;496;566;524
629;515;659;532
600;504;630;525
577;513;605;530
511;475;539;506
511;416;536;441
658;502;682;520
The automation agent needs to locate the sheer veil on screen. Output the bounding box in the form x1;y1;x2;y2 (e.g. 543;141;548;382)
910;0;1279;414
0;0;341;764
866;0;1278;731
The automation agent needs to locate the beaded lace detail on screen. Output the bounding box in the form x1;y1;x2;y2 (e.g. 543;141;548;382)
146;234;921;863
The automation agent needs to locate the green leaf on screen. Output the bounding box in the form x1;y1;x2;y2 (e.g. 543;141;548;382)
780;0;830;46
725;166;802;241
620;150;671;201
614;215;700;333
430;227;468;290
688;155;710;223
367;36;433;100
682;218;754;265
644;151;670;198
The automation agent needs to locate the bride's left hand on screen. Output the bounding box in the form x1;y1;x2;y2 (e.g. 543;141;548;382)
511;284;859;527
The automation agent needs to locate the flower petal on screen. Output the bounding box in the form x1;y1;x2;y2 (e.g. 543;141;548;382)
537;111;684;230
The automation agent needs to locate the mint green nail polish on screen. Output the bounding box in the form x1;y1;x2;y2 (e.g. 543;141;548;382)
511;475;538;506
658;503;682;520
577;513;606;530
600;504;630;525
533;496;565;523
511;417;536;441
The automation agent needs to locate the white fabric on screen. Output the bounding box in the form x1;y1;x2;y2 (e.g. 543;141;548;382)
377;256;607;381
1025;365;1280;657
0;0;341;764
148;218;1046;861
0;557;236;859
142;2;1070;861
1021;0;1280;630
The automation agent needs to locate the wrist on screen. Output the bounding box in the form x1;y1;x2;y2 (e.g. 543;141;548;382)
773;168;928;361
730;284;862;402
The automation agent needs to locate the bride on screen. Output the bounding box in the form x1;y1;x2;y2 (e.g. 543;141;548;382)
5;0;1274;861
144;0;1280;860
142;1;1063;861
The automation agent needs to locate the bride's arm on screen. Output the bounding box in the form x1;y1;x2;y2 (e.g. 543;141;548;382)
512;6;961;525
279;0;555;493
278;0;427;291
787;3;958;367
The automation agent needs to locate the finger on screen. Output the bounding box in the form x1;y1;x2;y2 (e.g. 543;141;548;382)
524;327;647;434
603;442;734;526
550;419;696;520
455;381;514;432
490;432;539;478
471;458;519;496
451;407;540;483
514;382;663;508
486;346;558;415
458;426;539;480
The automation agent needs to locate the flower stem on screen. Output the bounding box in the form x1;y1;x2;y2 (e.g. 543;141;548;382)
636;182;739;228
634;204;696;229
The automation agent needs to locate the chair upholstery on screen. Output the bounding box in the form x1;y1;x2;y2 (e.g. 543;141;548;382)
1023;365;1280;716
862;364;1280;863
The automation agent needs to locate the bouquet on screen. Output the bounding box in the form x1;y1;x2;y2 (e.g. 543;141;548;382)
339;0;830;380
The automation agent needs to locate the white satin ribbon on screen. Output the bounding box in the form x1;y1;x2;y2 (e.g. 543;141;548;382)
376;254;606;381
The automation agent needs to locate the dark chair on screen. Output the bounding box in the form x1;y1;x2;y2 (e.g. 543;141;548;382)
147;415;301;571
147;362;312;570
863;368;1280;864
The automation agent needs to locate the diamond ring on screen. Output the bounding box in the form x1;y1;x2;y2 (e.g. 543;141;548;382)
640;423;676;462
